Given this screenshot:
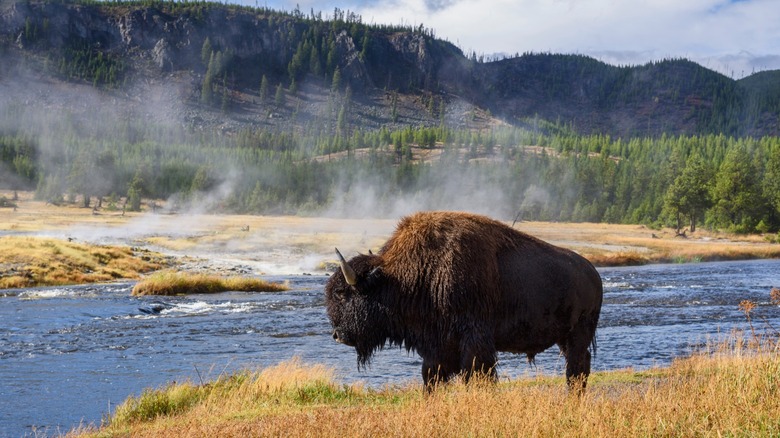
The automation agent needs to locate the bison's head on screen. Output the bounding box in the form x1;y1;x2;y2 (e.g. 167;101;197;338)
324;248;391;368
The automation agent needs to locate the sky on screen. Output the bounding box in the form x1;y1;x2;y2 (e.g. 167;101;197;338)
239;0;780;78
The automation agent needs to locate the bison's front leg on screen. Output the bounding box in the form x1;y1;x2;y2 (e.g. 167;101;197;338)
421;343;461;392
421;356;459;392
458;329;498;383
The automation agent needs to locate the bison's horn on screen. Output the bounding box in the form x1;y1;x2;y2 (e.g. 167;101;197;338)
335;248;358;285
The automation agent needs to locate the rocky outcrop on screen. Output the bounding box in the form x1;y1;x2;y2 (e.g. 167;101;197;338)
332;30;372;90
152;38;173;70
389;33;433;75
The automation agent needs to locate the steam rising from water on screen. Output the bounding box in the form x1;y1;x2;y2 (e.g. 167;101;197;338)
0;64;538;221
324;173;515;220
0;54;559;276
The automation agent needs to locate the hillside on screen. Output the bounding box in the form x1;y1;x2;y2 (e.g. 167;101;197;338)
1;0;778;137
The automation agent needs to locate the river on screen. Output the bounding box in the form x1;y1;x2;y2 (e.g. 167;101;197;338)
1;259;779;437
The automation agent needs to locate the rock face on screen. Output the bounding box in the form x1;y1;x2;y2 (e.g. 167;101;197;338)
152;38;172;70
0;2;461;104
333;30;371;90
3;1;119;49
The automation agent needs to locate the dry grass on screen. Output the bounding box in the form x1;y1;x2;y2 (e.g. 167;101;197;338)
548;223;780;266
131;271;290;296
74;337;780;438
585;251;650;266
0;236;168;289
0;191;140;233
2;191;778;274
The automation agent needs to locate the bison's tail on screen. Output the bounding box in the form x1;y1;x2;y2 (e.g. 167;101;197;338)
587;310;600;359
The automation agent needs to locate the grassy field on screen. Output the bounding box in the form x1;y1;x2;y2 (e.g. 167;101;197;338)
74;335;780;437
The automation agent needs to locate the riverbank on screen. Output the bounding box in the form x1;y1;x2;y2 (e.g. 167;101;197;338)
74;337;780;437
1;191;779;288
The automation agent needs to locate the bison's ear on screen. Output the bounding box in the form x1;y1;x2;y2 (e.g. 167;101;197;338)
362;266;383;291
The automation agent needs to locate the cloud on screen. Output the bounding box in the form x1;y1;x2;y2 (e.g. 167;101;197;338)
423;0;460;12
253;0;780;77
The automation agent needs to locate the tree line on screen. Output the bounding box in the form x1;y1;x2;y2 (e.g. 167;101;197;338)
1;121;779;236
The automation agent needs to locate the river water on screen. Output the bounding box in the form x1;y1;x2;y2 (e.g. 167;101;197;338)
1;259;779;437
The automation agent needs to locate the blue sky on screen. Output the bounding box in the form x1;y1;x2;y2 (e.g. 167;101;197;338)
238;0;779;78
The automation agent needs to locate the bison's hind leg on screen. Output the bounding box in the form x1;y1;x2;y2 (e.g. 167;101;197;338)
559;316;598;395
564;347;591;395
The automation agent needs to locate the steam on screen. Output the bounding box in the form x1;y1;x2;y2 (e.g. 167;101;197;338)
322;162;519;220
166;169;240;215
0;31;566;276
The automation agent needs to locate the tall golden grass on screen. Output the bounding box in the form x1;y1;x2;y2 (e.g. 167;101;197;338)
74;332;780;438
131;271;290;296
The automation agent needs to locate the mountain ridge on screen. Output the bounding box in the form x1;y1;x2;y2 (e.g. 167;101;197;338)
1;0;778;137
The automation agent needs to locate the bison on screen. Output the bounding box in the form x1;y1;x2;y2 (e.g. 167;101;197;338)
324;211;603;392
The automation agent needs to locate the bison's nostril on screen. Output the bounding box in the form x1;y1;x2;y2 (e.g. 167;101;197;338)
332;331;339;341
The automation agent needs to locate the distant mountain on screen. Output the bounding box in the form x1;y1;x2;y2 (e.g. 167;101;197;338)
1;0;778;137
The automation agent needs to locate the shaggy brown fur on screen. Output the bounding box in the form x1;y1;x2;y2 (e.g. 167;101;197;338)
325;211;603;392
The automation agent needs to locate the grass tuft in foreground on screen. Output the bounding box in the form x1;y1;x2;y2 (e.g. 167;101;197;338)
131;271;290;296
75;334;780;438
97;358;391;434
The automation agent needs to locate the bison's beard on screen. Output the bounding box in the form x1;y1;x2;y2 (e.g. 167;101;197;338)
355;343;376;369
353;325;392;370
342;305;394;371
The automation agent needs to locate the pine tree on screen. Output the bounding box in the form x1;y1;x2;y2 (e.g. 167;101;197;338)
221;78;229;112
201;51;216;105
663;153;713;233
711;145;766;232
309;46;322;76
126;171;145;212
274;82;285;106
331;67;342;93
201;37;212;66
259;75;269;102
391;92;398;122
763;146;780;227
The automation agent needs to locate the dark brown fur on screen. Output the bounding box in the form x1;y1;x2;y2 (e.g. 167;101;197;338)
325;211;603;392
